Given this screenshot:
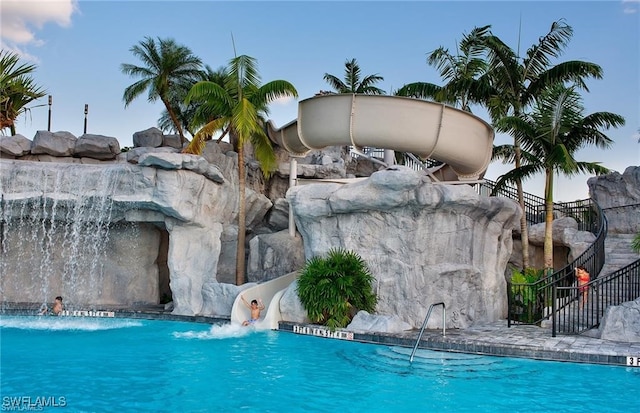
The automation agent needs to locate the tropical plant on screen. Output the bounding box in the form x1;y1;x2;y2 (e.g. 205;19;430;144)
157;64;228;137
396;25;492;112
496;84;624;271
480;19;603;270
297;248;377;330
184;54;297;285
0;50;47;136
509;267;545;323
323;58;385;95
632;232;640;254
121;37;203;144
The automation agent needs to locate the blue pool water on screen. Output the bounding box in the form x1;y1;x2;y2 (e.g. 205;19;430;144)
1;316;639;412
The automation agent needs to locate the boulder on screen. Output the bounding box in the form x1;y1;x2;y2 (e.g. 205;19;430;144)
0;134;32;156
126;146;179;164
163;134;182;149
75;134;121;160
31;130;76;156
133;127;163;148
138;152;226;184
347;310;412;333
598;297;640;343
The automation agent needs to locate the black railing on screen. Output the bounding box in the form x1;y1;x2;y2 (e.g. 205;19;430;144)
553;259;640;335
505;198;607;332
478;181;599;231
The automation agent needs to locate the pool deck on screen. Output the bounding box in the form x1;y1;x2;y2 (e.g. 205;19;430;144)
2;305;639;367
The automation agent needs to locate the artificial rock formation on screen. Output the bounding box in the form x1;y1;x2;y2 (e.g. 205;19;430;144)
286;166;521;329
0;155;271;316
588;166;640;234
598;297;640;343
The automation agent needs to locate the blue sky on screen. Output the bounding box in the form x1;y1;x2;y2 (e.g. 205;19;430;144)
2;0;638;201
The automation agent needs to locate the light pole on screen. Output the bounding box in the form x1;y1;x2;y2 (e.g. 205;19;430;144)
83;104;88;134
47;95;52;131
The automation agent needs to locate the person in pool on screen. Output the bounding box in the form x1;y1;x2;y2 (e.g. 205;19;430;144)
240;295;264;326
39;296;64;315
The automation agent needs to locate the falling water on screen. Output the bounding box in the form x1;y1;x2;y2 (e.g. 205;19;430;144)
0;162;127;308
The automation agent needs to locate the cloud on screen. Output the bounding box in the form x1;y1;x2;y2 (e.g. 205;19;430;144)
272;95;296;106
622;0;639;14
0;0;78;47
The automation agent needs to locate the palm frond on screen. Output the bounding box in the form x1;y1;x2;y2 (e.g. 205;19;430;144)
522;19;573;80
395;82;442;99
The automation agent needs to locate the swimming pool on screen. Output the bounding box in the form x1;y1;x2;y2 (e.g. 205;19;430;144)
1;316;638;412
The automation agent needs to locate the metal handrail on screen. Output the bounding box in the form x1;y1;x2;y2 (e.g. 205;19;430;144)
410;302;446;363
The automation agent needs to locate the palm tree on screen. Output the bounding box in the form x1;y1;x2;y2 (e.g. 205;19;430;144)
495;84;624;271
184;55;298;285
480;19;603;270
323;58;385;95
158;65;228;138
121;37;203;144
396;25;492;112
0;50;47;135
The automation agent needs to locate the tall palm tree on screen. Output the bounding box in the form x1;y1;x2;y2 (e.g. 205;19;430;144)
323;58;385;95
184;55;298;285
0;50;47;135
121;37;203;144
495;84;624;271
480;19;603;270
158;65;228;138
396;25;493;112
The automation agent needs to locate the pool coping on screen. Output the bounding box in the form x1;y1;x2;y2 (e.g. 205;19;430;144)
277;321;640;368
2;307;639;368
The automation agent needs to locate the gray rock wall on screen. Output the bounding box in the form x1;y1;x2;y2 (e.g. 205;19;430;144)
287;167;521;328
588;166;640;234
0;157;271;315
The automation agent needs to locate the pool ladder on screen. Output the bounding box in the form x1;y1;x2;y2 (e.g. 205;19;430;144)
409;302;446;363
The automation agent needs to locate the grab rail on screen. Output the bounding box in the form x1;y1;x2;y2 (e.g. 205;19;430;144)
409;302;446;363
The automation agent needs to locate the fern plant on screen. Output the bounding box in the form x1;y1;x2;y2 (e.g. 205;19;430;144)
632;232;640;254
296;248;377;330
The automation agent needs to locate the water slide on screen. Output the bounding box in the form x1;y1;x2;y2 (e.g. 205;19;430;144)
266;94;495;181
232;95;494;329
230;271;299;330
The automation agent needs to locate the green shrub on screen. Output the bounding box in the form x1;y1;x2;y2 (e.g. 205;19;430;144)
296;248;377;330
632;232;640;254
509;267;545;324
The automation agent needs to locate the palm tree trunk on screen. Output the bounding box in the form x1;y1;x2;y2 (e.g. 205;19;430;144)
161;97;186;144
235;143;247;285
514;142;530;269
543;168;554;271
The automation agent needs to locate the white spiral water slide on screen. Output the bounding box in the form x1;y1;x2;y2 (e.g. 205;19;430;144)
231;94;495;329
267;93;495;181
